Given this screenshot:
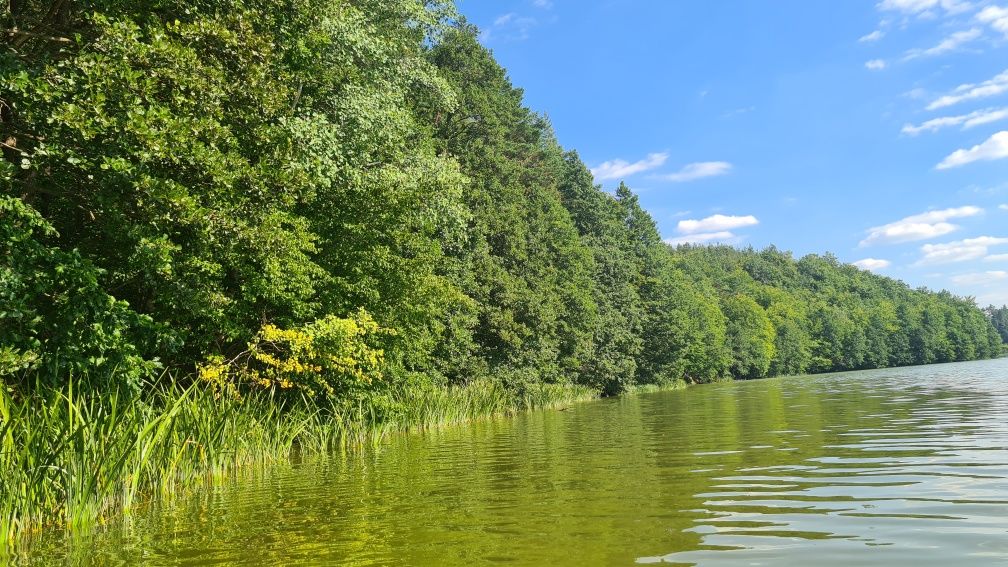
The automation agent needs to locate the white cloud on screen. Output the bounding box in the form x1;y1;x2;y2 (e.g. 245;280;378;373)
903;28;982;59
902;107;1008;135
1001;204;1008;210
917;236;1008;265
927;69;1008;110
657;161;733;183
853;258;893;271
860;30;886;42
721;106;755;119
977;5;1008;37
664;231;735;246
865;59;888;70
986;253;1008;261
975;289;1008;305
481;12;539;42
877;0;973;15
591;152;668;181
666;213;759;246
532;0;553;8
860;206;983;246
951;271;1008;284
678;214;759;234
936;131;1008;169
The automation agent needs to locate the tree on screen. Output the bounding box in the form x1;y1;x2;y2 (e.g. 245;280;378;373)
3;0;468;382
424;25;598;386
721;294;775;379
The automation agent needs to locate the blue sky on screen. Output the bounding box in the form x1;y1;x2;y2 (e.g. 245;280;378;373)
457;0;1008;307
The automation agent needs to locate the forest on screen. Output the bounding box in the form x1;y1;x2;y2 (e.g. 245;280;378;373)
1;0;1005;539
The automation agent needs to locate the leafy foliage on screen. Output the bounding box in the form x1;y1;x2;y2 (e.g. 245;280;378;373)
0;1;1000;404
721;294;775;379
198;311;389;403
3;0;464;384
0;195;168;389
672;245;1003;374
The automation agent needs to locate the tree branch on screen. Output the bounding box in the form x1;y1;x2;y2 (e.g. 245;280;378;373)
4;28;72;44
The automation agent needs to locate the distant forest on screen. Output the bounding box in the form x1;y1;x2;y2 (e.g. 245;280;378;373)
3;0;1004;401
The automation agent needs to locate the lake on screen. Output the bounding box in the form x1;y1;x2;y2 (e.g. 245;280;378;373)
18;358;1008;565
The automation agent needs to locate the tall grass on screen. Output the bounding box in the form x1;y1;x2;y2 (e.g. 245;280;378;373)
0;377;599;544
0;383;303;541
394;380;597;431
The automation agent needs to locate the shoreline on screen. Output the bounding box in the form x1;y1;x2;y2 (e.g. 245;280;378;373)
9;356;1008;546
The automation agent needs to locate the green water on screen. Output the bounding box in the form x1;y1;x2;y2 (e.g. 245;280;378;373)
19;358;1008;565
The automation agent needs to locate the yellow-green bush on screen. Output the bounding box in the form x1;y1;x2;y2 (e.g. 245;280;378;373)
199;310;391;402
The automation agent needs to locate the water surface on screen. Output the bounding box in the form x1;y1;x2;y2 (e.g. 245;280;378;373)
22;358;1008;565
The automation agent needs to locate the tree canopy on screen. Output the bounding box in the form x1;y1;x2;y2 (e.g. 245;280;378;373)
2;1;1002;401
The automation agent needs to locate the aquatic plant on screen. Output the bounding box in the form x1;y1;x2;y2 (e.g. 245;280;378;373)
0;376;598;543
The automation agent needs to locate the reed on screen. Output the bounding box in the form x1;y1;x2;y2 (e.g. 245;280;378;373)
0;383;300;541
392;380;596;431
0;377;600;544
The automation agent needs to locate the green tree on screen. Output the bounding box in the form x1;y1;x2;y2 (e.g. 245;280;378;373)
425;25;598;387
0;195;168;389
721;294;775;379
3;0;467;383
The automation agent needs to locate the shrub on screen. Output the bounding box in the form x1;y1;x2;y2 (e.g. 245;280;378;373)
198;310;391;404
0;195;169;391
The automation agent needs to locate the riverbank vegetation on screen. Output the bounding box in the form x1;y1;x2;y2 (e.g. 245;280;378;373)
0;379;593;541
2;0;1005;540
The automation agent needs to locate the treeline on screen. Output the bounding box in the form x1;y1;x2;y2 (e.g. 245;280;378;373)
672;246;1004;377
2;0;1003;405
